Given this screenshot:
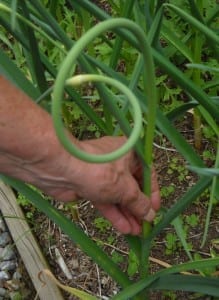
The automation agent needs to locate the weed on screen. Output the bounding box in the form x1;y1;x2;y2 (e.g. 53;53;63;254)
93;217;112;233
167;157;189;182
160;184;175;199
127;249;139;277
185;214;200;228
111;250;124;265
165;232;180;255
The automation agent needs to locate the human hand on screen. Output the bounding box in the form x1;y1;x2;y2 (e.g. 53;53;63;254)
5;134;160;235
68;136;160;235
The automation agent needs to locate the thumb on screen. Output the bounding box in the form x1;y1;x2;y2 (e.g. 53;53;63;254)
119;174;155;222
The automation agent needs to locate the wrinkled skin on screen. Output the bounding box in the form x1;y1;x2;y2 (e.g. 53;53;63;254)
35;136;160;235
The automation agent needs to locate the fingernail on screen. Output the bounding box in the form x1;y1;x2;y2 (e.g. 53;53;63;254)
144;208;156;222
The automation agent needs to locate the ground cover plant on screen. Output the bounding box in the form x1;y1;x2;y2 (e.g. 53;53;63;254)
0;0;219;299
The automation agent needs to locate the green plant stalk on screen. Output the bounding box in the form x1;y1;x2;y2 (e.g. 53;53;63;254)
191;0;203;150
10;0;17;30
201;139;219;247
131;6;158;292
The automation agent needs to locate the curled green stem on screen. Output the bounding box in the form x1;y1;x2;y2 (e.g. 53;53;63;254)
52;18;156;165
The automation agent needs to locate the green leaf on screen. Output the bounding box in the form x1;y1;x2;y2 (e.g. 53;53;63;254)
188;166;219;177
150;274;219;296
187;63;219;73
172;216;193;260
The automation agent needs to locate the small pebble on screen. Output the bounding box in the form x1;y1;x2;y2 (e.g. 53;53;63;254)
0;261;17;271
0;270;10;281
0;287;6;297
0;246;15;261
12;271;22;281
0;232;11;247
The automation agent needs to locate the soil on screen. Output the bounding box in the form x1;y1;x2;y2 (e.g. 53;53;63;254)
21;113;219;300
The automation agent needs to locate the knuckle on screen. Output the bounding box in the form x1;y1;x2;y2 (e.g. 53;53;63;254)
128;185;139;202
